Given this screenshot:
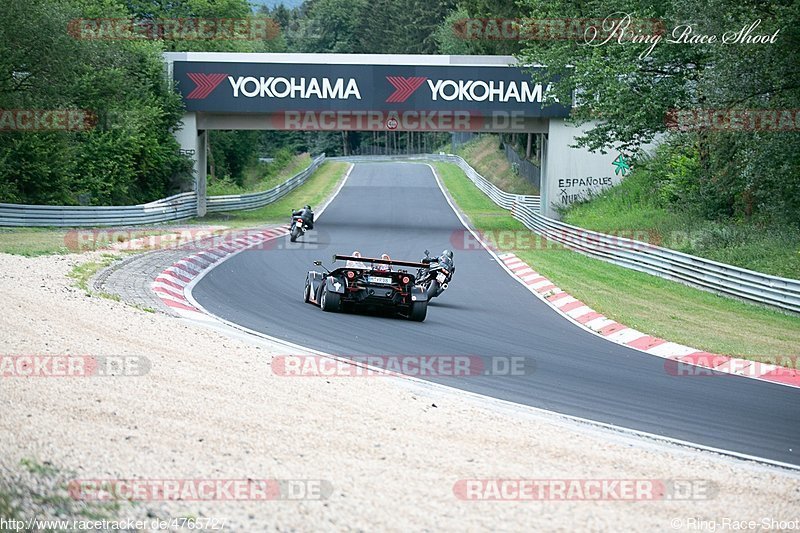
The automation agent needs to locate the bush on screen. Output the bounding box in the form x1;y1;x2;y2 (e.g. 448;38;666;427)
563;138;800;279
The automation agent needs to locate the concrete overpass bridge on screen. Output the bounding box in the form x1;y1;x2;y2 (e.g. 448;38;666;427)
164;52;628;217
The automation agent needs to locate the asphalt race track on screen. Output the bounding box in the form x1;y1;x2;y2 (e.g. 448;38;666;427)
194;162;800;466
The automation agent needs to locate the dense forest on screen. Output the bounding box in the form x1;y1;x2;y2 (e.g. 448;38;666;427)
0;0;798;229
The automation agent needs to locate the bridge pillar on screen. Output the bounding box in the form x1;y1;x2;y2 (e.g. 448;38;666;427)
540;119;625;219
539;133;550;216
196;130;207;217
175;112;207;217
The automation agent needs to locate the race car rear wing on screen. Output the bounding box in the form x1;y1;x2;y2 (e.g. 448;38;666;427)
333;254;428;269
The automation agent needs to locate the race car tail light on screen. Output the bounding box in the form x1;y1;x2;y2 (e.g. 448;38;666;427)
401;276;410;284
346;271;355;279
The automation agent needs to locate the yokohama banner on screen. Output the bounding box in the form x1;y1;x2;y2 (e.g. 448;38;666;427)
172;61;570;117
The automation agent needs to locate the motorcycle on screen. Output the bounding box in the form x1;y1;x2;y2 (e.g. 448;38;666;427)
416;249;455;299
290;215;307;242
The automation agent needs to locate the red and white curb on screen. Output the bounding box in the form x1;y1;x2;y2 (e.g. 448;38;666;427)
151;227;289;319
150;162;354;322
498;252;800;389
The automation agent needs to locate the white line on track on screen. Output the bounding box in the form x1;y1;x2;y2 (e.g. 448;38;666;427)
181;159;799;472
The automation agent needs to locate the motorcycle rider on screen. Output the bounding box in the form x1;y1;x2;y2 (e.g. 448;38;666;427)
291;205;314;229
422;249;454;270
439;249;455;273
419;249;455;297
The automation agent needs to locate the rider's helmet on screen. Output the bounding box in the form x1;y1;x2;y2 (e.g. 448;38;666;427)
304;205;311;210
352;250;361;257
375;253;391;272
441;249;453;260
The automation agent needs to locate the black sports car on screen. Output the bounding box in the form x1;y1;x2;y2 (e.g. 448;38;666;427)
304;254;430;321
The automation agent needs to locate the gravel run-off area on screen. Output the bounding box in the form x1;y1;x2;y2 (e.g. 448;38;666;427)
0;251;798;531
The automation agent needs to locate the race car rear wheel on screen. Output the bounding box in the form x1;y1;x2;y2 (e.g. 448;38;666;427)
408;300;427;322
303;283;311;303
320;285;340;312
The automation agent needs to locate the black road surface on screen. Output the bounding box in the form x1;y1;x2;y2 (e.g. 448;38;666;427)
194;162;800;466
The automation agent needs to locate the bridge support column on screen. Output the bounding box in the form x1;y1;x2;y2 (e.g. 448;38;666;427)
196;130;207;217
175;112;207;217
539;133;550;216
540;119;625;219
526;133;532;159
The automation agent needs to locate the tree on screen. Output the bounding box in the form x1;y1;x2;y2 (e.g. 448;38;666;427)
290;0;367;53
511;0;800;224
0;0;193;205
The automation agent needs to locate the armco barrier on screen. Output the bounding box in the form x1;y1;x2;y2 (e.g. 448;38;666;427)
334;153;800;314
0;155;326;227
511;204;800;313
502;142;540;190
206;154;325;213
0;192;197;227
329;153;540;211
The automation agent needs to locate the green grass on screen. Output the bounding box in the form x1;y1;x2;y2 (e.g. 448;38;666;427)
456;134;539;195
68;253;121;298
0;227;187;257
0;228;74;256
274;153;315;180
563;168;800;280
67;253;158;312
207;153;313;196
195;161;349;228
0;488;21;523
434;161;800;359
2;458;128;523
20;458;60;477
0;158;341;255
68;254;165;311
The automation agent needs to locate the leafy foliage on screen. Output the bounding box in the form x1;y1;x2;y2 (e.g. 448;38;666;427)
4;0;797;228
0;0;195;205
455;0;800;226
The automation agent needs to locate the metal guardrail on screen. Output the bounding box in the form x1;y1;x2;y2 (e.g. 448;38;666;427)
502;142;540;189
445;154;541;212
0;192;197;227
10;149;794;311
510;205;800;313
330;153;541;212
336;153;800;313
0;155;326;227
206;154;325;213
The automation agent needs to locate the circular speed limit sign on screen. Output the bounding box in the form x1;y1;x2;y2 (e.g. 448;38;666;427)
386;117;398;130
